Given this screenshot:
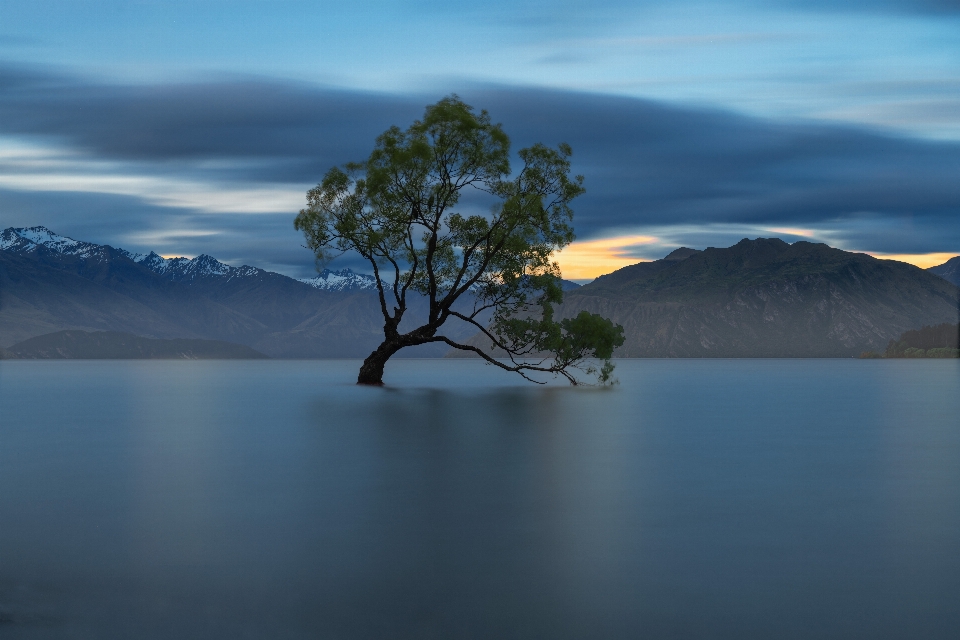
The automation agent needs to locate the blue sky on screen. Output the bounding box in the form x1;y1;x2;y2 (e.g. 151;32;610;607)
1;0;959;278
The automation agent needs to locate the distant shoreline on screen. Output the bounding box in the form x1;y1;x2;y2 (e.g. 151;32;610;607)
1;330;268;360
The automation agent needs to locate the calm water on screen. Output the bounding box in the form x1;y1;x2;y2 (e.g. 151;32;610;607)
0;359;958;639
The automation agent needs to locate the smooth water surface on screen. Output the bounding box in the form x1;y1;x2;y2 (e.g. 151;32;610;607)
1;359;958;639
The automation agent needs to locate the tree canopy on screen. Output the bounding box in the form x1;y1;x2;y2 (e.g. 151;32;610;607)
295;96;623;385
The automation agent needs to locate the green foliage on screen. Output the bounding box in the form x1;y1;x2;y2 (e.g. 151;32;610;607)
884;323;959;358
926;347;960;358
492;299;625;384
294;95;623;384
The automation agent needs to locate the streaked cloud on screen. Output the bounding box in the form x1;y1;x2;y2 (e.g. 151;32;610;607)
0;139;303;214
546;32;796;49
0;64;958;279
0;171;301;215
555;235;659;280
866;252;960;269
3;0;960;138
765;227;818;239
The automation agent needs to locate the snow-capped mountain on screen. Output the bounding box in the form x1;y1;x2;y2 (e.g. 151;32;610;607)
1;225;383;291
299;269;380;292
1;226;108;259
134;252;263;282
2;226;578;295
0;226;577;294
2;226;259;282
0;225;496;358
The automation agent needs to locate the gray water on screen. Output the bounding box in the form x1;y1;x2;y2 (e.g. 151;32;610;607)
0;359;958;639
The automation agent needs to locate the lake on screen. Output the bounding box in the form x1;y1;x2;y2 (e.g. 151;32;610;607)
1;359;958;639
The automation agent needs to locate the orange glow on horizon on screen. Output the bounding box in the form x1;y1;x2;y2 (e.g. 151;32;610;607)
766;227;817;238
865;252;958;269
555;234;658;280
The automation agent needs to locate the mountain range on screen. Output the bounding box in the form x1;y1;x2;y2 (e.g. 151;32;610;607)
1;226;957;358
0;226;480;357
550;239;958;357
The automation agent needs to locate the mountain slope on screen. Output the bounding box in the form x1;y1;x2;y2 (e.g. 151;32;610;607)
5;330;268;359
556;238;958;357
299;268;380;292
0;227;369;354
0;241;269;346
929;256;960;286
4;228;956;359
0;249;199;346
0;226;471;357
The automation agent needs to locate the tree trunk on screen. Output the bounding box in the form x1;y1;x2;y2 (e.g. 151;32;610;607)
357;339;403;385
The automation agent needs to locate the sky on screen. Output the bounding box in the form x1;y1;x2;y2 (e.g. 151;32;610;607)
1;0;959;280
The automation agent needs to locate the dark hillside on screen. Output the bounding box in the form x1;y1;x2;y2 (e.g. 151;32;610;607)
584;247;701;293
34;244;270;341
929;256;960;286
556;239;959;357
5;228;956;359
0;228;482;357
6;330;268;359
883;323;959;358
0;250;199;346
893;323;960;350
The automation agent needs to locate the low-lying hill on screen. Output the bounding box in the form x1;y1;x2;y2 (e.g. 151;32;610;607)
4;330;268;359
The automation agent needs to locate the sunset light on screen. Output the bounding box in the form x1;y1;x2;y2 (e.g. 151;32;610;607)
866;252;959;270
766;227;818;238
554;234;658;280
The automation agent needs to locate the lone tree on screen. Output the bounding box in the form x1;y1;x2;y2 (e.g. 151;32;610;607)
295;96;623;385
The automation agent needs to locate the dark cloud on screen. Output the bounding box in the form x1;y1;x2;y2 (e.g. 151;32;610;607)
0;63;425;181
0;62;958;271
493;89;952;194
460;86;960;252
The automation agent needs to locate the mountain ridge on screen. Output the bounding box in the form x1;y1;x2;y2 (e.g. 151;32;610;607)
2;226;957;358
0;226;482;356
929;256;960;286
0;227;385;292
554;238;958;357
